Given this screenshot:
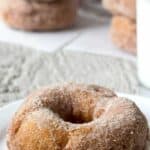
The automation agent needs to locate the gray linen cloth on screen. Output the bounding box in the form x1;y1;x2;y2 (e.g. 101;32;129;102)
0;42;138;106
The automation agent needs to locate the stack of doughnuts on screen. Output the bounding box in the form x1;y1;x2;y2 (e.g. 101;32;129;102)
7;83;148;150
0;0;78;31
102;0;136;54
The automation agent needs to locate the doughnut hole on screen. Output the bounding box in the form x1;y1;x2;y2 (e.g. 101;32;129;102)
33;85;116;124
44;89;97;124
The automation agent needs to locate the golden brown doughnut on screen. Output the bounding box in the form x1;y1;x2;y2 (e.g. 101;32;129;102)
110;16;136;54
7;83;148;150
1;0;77;31
102;0;136;20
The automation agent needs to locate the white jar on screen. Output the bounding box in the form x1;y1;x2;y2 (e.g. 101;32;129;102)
137;0;150;88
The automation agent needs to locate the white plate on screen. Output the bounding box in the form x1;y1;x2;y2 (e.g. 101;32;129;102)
0;94;150;149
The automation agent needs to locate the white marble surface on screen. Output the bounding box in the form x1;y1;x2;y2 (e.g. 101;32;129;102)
0;20;79;52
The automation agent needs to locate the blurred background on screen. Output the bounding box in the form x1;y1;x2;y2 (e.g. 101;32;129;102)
0;0;149;106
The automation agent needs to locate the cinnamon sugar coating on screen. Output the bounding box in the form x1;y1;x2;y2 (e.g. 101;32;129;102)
7;84;148;150
102;0;136;20
111;16;136;54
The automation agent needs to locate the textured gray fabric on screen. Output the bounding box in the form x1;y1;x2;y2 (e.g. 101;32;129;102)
0;42;138;106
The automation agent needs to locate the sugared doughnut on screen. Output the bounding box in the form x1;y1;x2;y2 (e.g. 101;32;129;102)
7;83;148;150
1;0;77;31
110;16;136;54
102;0;136;20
